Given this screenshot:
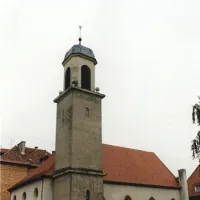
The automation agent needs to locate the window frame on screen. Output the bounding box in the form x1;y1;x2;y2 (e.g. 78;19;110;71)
194;184;200;192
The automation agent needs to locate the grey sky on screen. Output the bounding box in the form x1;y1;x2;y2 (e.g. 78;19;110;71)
1;0;200;177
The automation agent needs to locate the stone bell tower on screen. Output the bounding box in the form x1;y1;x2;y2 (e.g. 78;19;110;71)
53;34;105;200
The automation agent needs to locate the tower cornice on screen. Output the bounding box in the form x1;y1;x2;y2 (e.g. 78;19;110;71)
54;86;105;103
53;167;106;179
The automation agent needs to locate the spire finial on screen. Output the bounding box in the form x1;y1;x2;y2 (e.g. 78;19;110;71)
78;25;82;45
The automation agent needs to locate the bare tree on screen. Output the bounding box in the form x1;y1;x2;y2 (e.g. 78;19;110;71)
191;97;200;159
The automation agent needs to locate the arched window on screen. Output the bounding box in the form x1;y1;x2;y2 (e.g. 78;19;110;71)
13;195;16;200
65;67;71;90
86;190;90;200
149;197;155;200
81;65;91;90
124;196;131;200
34;188;38;200
22;192;26;200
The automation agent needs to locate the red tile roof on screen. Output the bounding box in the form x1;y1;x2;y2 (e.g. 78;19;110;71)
188;164;200;197
103;144;180;188
0;148;9;154
0;145;50;166
9;144;180;191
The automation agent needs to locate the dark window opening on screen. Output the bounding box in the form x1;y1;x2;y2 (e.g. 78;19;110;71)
124;196;131;200
22;192;26;200
81;65;91;90
86;190;90;200
65;67;71;90
86;107;89;117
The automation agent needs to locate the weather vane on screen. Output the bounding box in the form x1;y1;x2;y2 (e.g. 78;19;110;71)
78;25;82;45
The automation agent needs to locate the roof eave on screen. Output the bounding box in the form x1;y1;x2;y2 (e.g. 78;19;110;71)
0;160;39;167
103;180;181;190
62;53;97;66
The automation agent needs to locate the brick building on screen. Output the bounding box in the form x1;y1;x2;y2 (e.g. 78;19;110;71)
188;164;200;200
0;141;50;200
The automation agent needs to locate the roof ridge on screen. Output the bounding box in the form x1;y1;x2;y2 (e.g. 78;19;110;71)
103;143;153;153
25;147;48;151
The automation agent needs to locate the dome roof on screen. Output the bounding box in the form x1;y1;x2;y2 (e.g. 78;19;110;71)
63;44;97;64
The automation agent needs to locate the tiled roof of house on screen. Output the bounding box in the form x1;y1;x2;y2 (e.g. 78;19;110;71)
188;164;200;197
9;144;180;191
0;148;9;154
0;145;50;166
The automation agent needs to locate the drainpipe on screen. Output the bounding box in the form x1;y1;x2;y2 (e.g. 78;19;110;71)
41;178;44;200
178;169;189;200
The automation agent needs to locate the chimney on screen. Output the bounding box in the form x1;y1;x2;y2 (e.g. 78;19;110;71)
17;141;26;155
178;169;189;200
52;151;55;155
34;146;38;149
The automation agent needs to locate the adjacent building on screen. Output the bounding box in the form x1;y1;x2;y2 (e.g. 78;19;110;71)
188;164;200;200
0;141;50;200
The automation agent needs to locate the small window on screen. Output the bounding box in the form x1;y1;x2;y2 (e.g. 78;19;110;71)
124;196;131;200
13;196;16;200
86;190;90;200
22;192;26;200
34;188;38;200
86;107;89;117
195;184;200;192
149;198;155;200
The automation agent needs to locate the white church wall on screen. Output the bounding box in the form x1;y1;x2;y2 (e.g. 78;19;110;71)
10;178;53;200
43;178;53;200
10;179;181;200
104;183;181;200
10;179;42;200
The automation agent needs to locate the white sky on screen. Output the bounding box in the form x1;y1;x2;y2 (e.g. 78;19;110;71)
0;0;200;177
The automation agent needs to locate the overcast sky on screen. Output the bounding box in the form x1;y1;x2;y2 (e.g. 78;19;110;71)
1;0;200;177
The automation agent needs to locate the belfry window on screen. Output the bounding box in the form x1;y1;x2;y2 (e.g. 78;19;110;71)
65;67;71;90
81;65;91;90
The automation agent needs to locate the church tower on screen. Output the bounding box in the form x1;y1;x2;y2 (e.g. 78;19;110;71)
53;34;105;200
